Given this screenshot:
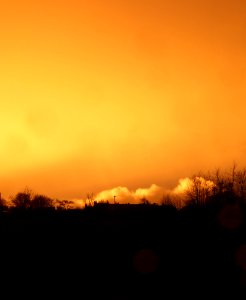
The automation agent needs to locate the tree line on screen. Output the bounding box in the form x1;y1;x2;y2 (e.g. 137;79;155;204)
0;188;74;211
1;165;246;212
183;165;246;207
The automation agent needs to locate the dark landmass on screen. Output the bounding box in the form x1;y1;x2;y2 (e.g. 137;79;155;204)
0;201;245;299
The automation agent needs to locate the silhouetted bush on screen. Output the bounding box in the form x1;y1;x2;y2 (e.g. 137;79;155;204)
0;197;7;211
11;189;32;209
31;194;54;209
55;199;74;210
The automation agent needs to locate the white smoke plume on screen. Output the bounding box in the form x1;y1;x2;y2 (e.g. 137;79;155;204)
79;177;215;208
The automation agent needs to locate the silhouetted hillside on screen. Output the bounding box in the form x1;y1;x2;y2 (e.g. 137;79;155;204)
0;168;246;298
0;200;245;299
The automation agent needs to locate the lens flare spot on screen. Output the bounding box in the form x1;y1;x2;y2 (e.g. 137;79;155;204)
218;204;243;230
133;248;159;274
235;244;246;271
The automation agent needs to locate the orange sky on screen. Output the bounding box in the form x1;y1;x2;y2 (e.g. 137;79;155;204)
0;0;246;200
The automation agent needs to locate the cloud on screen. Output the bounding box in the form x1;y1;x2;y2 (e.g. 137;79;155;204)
94;184;164;204
89;184;172;207
76;176;216;208
76;179;184;207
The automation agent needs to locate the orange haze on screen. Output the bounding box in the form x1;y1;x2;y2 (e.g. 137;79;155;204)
0;0;246;200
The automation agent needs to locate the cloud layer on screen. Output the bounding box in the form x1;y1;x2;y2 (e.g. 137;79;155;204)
78;177;210;208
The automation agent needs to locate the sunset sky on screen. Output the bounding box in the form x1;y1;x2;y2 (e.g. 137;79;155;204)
0;0;245;201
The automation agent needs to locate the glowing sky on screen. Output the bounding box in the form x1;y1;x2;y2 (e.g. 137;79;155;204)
0;0;245;200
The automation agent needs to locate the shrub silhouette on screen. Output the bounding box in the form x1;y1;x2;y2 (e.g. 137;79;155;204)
0;197;7;211
12;189;32;209
56;199;74;210
31;194;54;209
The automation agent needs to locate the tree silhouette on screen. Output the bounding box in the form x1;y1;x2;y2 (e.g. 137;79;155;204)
235;168;246;201
0;197;7;211
56;199;74;210
161;194;173;206
31;194;54;209
12;189;32;209
86;193;94;206
185;176;214;206
141;197;150;205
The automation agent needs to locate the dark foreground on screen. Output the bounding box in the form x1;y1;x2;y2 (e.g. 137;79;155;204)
0;204;245;299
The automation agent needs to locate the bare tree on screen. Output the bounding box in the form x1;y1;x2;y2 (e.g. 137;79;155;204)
161;194;173;206
186;176;214;206
236;168;246;201
86;193;95;206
